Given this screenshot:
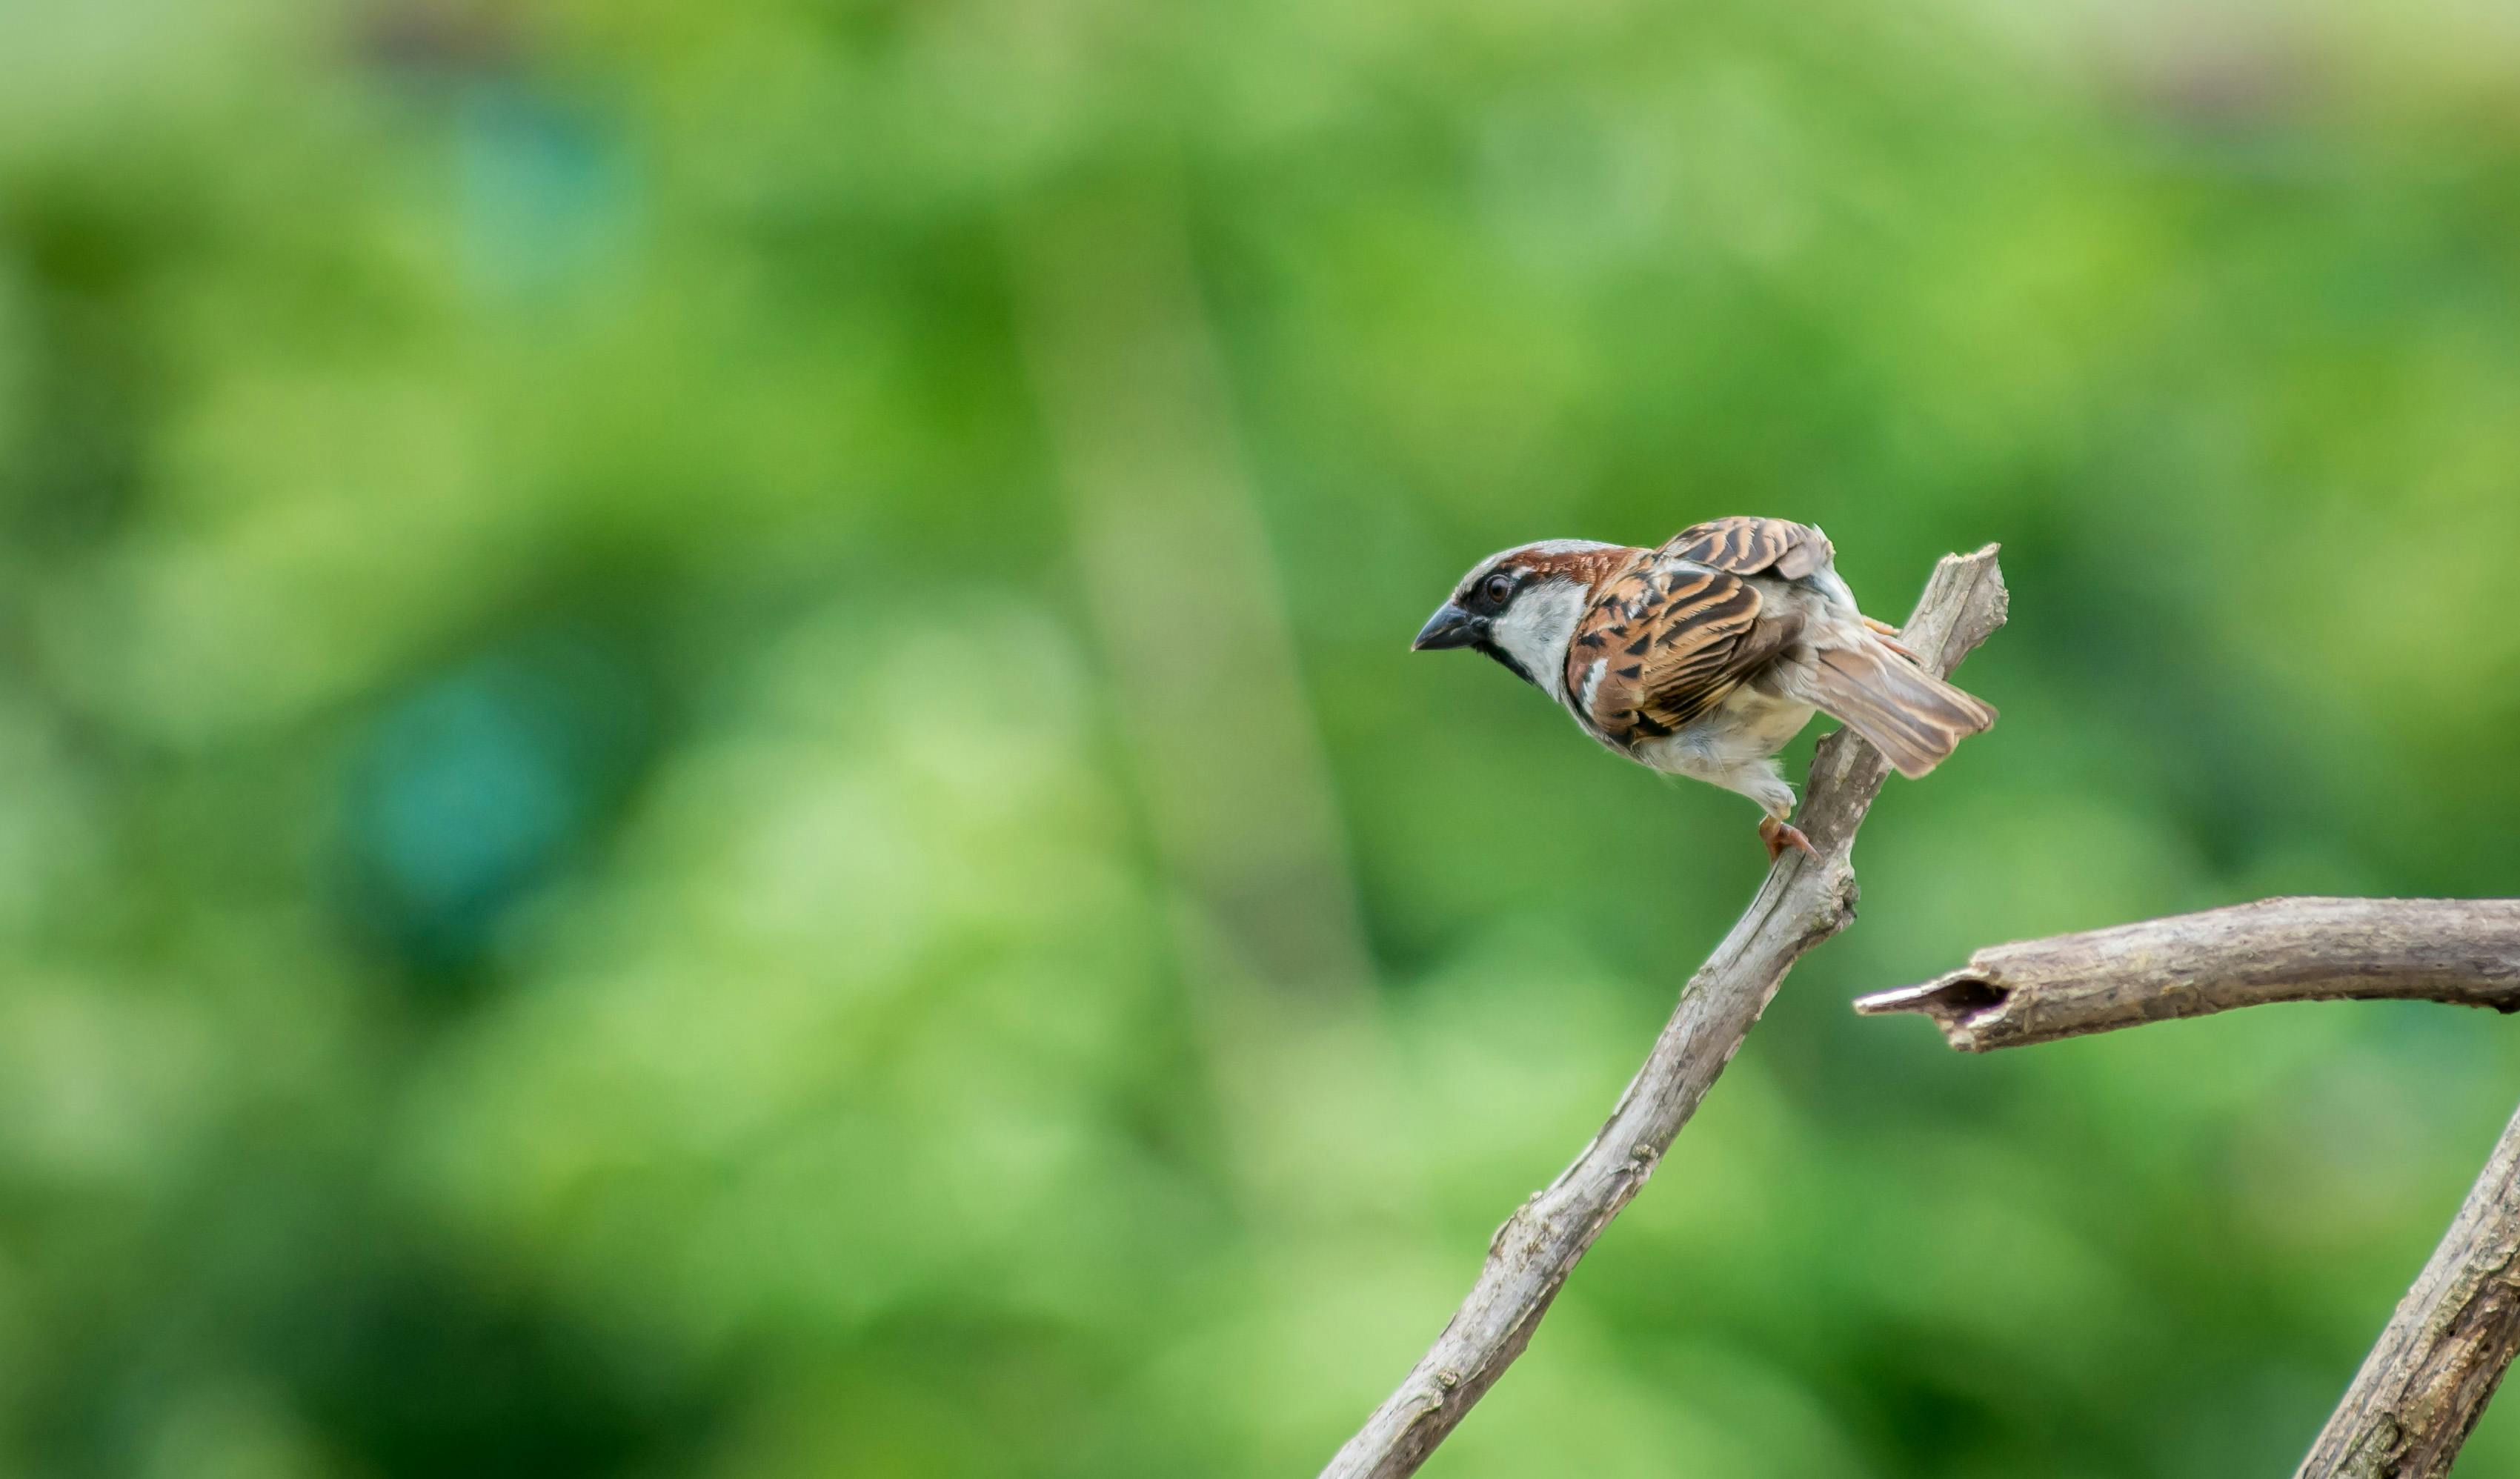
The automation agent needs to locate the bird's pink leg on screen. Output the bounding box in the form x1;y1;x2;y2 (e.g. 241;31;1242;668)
1760;816;1820;863
1862;615;1917;661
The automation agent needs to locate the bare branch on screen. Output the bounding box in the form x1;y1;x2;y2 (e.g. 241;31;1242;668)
1852;898;2520;1052
1320;545;2009;1479
2298;1094;2520;1479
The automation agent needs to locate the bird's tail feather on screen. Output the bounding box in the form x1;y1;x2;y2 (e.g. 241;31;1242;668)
1781;638;1996;780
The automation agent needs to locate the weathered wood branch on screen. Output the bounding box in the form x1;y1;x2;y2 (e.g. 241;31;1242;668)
1855;898;2520;1475
2298;1093;2520;1479
1320;545;2009;1479
1852;898;2520;1052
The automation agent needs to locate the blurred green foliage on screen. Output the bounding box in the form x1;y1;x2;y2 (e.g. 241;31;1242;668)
3;1;2519;1476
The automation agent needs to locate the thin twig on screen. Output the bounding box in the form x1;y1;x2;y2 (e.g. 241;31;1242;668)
1320;545;2009;1479
2298;1093;2520;1479
1853;898;2520;1052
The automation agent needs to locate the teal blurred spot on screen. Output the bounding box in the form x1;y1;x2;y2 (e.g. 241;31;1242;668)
455;84;638;302
342;630;652;975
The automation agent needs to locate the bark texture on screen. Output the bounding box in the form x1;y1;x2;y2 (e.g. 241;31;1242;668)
1319;546;2009;1479
1852;898;2520;1052
2297;1094;2520;1479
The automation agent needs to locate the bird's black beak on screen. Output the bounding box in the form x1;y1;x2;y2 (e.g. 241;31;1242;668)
1412;602;1481;651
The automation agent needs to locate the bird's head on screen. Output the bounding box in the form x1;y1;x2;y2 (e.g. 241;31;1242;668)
1414;539;1630;697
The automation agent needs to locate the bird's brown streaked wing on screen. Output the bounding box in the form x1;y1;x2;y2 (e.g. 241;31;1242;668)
1569;559;1798;745
1660;517;1834;582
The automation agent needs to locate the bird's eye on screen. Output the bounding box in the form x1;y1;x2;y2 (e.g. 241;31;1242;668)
1482;572;1517;606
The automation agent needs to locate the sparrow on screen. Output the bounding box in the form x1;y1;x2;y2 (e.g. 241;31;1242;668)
1413;517;1995;860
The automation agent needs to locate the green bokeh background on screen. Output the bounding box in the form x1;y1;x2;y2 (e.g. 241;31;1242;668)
4;1;2519;1475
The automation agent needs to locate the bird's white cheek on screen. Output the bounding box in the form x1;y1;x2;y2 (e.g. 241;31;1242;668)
1489;581;1589;700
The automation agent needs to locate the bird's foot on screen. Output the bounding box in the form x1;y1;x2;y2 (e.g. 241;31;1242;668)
1861;615;1918;662
1760;817;1820;863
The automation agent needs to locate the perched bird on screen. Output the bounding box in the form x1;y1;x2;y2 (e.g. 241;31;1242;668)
1413;517;1994;860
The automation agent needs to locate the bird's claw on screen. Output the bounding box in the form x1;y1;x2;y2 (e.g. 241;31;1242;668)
1759;817;1820;863
1862;615;1918;661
